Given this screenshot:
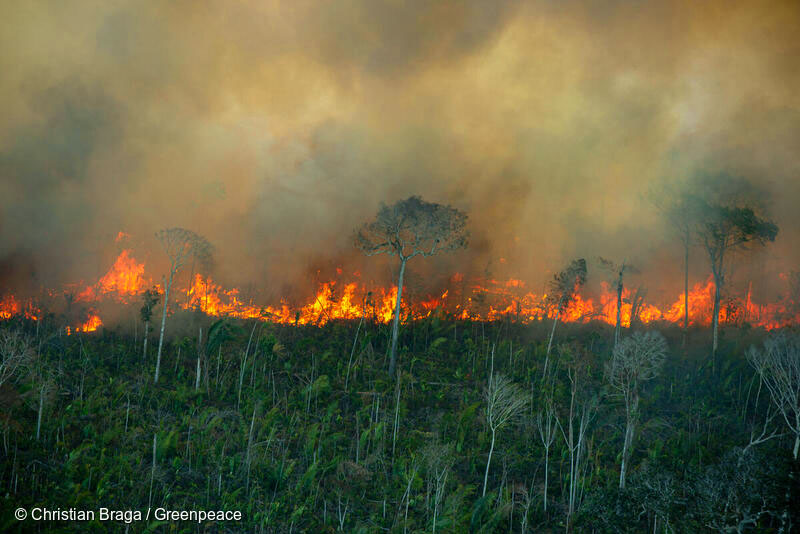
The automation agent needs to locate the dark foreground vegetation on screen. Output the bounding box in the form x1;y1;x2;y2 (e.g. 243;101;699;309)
1;314;798;533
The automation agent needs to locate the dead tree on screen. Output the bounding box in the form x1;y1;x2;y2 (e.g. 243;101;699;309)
544;258;587;374
0;329;35;388
694;200;777;366
154;228;213;383
422;440;455;534
598;258;638;347
483;373;527;497
651;186;703;349
556;367;596;533
606;331;667;488
355;196;468;378
747;333;800;459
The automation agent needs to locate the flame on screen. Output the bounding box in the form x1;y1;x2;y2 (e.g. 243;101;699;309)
77;249;152;303
1;237;799;332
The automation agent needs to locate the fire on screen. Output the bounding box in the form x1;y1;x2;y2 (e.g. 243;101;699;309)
1;240;799;332
65;312;103;335
78;249;151;302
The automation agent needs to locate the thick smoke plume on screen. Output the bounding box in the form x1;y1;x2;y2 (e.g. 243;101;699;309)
1;1;799;308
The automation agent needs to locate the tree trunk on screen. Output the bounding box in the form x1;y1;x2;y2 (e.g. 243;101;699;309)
793;434;799;460
683;233;689;349
615;277;623;347
619;418;633;489
544;304;562;377
154;268;174;383
483;428;495;497
388;258;407;379
543;446;549;512
142;320;149;361
711;270;721;370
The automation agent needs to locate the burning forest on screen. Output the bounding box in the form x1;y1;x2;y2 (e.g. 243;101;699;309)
2;1;800;533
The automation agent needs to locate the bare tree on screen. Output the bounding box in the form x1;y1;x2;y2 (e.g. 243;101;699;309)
598;258;638;347
0;328;35;388
606;331;668;488
154;228;213;383
747;333;800;459
422;440;454;534
651;185;702;349
544;258;587;373
694;199;777;365
355;196;468;378
483;373;527;497
535;392;557;513
556;368;596;533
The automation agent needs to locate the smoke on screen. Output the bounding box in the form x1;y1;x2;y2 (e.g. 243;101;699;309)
1;0;798;306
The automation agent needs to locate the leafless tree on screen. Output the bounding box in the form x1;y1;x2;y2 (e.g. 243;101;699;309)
535;392;557;513
598;258;638;347
747;333;800;459
544;258;587;374
154;228;213;383
651;184;702;350
694;198;777;365
556;368;596;532
355;196;468;378
483;373;527;497
422;440;454;534
606;331;668;488
0;328;35;388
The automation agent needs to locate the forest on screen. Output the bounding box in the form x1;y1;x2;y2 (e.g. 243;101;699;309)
1;296;798;532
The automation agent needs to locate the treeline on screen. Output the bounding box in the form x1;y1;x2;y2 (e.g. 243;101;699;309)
0;315;798;533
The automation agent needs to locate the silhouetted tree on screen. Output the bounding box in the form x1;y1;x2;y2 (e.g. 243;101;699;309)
598;258;638;347
695;202;777;364
355;196;468;378
544;258;587;374
651;185;704;349
154;228;213;383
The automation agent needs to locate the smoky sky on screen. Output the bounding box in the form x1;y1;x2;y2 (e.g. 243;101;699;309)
1;1;799;303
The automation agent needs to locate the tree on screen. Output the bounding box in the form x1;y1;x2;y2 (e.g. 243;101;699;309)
153;228;212;383
598;258;638;347
695;202;777;364
355;196;468;378
0;328;34;388
544;258;587;374
606;331;668;488
651;185;703;350
556;367;596;532
747;333;800;459
422;440;454;534
483;373;527;497
140;286;159;361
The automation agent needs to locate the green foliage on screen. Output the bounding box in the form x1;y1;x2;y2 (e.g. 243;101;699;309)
0;318;795;533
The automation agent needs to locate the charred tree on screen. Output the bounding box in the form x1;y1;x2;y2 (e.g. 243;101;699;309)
599;258;638;347
355;196;468;379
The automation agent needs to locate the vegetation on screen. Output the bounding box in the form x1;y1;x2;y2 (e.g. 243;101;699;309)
0;312;798;533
